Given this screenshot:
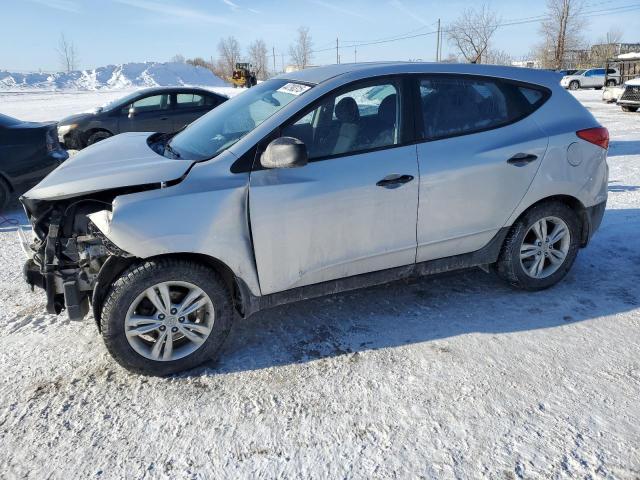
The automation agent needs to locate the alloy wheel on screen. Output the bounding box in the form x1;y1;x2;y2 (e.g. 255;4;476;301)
124;281;215;361
519;216;571;279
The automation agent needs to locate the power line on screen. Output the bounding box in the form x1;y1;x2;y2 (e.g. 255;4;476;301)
310;3;640;56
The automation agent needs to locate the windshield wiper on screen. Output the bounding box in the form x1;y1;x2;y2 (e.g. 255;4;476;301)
164;142;182;159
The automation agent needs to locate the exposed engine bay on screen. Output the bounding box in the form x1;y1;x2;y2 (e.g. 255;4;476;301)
20;187;152;321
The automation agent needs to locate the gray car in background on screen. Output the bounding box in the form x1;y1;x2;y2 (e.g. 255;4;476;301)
20;62;609;375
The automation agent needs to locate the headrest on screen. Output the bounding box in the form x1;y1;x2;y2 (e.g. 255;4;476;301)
378;94;397;124
335;97;360;123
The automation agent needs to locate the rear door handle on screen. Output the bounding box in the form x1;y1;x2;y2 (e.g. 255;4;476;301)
376;174;414;189
507;153;538;166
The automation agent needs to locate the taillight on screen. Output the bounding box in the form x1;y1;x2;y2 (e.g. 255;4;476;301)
576;127;609;149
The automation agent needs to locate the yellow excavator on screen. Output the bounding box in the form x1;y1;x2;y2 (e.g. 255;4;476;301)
230;63;258;88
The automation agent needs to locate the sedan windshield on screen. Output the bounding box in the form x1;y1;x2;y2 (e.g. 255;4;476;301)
166;79;312;160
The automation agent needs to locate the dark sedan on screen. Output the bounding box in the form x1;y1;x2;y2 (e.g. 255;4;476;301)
0;113;68;210
57;87;228;150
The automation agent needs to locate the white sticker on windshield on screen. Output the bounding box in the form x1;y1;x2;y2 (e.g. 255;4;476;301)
276;83;311;96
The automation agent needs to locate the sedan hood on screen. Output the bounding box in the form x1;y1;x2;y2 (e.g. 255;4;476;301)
59;111;98;125
24;132;194;200
626;77;640;86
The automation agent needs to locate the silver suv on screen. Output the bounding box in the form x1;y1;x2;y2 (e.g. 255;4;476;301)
20;63;609;375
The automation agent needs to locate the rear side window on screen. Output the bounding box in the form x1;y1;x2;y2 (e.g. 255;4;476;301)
176;93;206;108
419;76;548;140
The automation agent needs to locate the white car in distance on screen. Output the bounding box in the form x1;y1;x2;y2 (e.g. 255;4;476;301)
561;68;620;90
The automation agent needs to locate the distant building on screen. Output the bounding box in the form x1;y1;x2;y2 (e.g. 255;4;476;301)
591;42;640;58
284;64;319;73
511;60;540;69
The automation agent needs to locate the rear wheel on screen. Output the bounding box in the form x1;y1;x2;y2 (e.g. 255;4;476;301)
569;80;580;90
496;202;580;290
86;130;112;147
606;79;616;87
621;106;638;112
101;259;233;376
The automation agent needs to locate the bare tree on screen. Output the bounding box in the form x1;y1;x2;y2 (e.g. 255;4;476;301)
484;49;513;66
248;39;269;80
57;33;78;73
539;0;586;69
289;27;313;69
447;5;499;64
187;57;215;71
171;54;186;63
217;36;241;79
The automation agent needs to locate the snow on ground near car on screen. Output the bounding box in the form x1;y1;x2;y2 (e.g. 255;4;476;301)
0;90;638;479
0;86;241;123
0;62;229;91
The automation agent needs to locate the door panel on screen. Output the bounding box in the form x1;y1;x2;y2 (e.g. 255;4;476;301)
172;93;212;131
249;146;419;294
118;94;172;133
416;119;548;261
415;75;549;262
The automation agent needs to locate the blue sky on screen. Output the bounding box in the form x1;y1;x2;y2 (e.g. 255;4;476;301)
2;0;637;72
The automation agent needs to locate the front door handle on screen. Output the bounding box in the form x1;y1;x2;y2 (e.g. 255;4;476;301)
376;174;414;189
507;153;538;166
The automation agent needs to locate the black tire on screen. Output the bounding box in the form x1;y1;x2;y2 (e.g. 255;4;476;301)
86;130;112;147
594;86;602;90
621;106;638;113
495;201;581;291
606;79;616;87
569;80;580;90
100;259;233;376
0;178;10;212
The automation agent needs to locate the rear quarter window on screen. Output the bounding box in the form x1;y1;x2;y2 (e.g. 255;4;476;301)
419;75;549;140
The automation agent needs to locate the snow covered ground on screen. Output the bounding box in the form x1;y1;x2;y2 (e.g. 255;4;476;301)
0;90;638;479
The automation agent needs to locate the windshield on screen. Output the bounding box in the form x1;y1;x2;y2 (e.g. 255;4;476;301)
573;70;586;76
166;79;312;160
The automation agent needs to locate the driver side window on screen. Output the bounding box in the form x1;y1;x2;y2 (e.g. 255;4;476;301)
281;82;400;160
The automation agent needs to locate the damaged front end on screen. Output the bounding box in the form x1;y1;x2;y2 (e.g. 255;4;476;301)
17;132;196;321
20;193;136;321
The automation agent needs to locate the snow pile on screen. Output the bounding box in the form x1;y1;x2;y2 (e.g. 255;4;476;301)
0;62;228;91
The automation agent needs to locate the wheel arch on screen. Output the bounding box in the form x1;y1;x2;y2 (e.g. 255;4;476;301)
508;194;589;246
84;128;114;145
92;252;252;331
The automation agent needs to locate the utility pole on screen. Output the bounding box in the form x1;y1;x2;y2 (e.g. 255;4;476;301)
354;46;357;63
436;18;441;62
336;37;339;64
272;46;276;74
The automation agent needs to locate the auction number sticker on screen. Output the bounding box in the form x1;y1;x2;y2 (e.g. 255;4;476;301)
277;83;311;96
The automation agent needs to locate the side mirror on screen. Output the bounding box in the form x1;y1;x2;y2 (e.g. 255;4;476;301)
260;137;308;169
128;106;136;119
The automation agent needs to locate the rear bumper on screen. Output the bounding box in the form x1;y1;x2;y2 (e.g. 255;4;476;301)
584;201;606;245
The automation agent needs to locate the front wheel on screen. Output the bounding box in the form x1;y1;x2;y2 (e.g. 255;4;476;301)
86;130;112;147
569;81;580;90
100;259;233;375
495;202;580;290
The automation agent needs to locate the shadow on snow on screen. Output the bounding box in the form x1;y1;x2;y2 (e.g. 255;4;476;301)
186;208;640;377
